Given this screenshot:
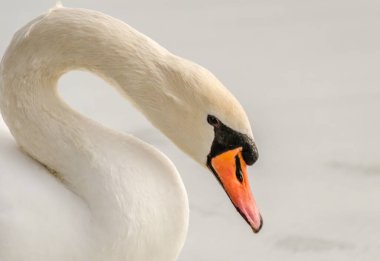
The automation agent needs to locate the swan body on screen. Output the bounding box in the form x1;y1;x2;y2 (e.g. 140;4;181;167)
0;6;261;261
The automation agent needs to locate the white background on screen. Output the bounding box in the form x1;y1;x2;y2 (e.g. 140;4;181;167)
1;1;379;260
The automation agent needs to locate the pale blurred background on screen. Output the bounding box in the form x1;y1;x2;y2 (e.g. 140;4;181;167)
1;1;379;260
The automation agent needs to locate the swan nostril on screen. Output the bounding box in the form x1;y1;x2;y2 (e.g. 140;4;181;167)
235;155;244;183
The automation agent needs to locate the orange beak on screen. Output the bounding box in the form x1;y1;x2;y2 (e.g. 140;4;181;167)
209;147;263;233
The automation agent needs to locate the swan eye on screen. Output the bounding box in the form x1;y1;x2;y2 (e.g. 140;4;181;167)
207;115;220;127
235;155;243;183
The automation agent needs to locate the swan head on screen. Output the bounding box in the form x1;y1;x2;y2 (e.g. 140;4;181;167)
144;56;263;233
205;115;262;233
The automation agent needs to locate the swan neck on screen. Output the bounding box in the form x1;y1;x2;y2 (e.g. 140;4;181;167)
0;8;179;204
0;9;190;260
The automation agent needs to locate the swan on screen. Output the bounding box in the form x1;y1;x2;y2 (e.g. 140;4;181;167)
0;6;262;261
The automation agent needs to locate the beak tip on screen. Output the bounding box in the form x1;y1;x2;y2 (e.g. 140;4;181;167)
251;214;263;234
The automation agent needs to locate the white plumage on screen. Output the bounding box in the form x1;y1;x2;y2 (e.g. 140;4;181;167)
0;6;256;261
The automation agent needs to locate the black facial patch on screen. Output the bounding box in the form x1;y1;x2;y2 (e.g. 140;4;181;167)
206;114;259;166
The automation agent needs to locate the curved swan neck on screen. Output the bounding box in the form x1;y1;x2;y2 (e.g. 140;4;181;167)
10;7;214;161
1;9;190;259
1;5;189;222
19;8;170;97
0;8;163;176
2;7;252;170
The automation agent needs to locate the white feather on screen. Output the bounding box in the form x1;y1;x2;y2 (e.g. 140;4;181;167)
0;7;253;261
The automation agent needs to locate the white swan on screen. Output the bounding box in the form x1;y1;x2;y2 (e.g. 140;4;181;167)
0;6;262;261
